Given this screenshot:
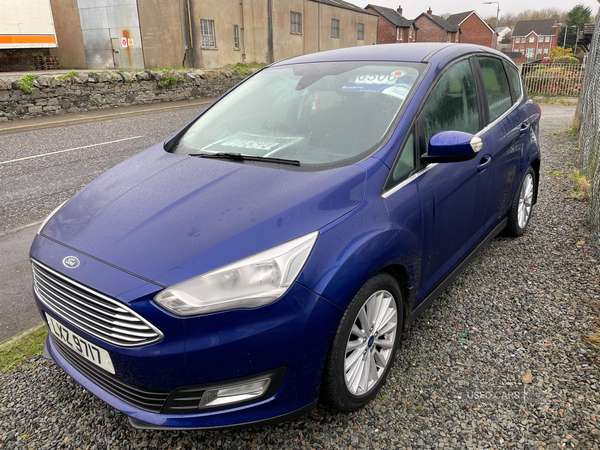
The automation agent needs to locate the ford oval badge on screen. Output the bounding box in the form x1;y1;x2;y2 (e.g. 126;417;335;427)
63;256;80;269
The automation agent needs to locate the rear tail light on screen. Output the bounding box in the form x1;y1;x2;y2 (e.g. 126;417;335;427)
538;104;542;120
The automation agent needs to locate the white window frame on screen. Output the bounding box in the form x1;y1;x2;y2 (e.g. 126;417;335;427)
357;23;364;40
545;36;550;42
544;48;548;54
290;11;302;34
399;27;403;41
332;19;340;38
529;36;535;43
200;18;217;49
409;26;413;40
233;24;240;50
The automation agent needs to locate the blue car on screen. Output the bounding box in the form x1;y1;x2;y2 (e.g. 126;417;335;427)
31;43;540;430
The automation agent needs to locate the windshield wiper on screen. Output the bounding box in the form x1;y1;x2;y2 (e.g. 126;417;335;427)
189;152;301;166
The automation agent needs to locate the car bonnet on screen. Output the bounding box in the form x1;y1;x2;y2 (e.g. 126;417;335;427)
40;144;366;287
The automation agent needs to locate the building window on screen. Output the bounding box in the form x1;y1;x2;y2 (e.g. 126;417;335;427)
399;27;403;41
544;48;548;54
515;37;520;43
409;26;413;40
545;36;550;42
447;33;451;42
200;18;217;49
358;23;364;40
290;11;302;34
537;48;542;54
233;24;240;50
455;33;459;42
332;19;340;38
529;36;534;43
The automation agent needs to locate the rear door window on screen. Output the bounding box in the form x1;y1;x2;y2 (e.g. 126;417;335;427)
478;57;513;122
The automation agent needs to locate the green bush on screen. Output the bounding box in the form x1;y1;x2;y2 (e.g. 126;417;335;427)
157;71;185;89
18;74;37;94
57;70;78;82
553;56;577;64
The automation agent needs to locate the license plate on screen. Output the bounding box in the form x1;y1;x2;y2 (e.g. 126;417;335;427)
47;315;115;374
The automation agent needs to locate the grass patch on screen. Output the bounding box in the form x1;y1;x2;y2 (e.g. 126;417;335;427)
0;326;47;372
546;170;564;176
230;62;265;77
57;70;78;82
568;169;591;200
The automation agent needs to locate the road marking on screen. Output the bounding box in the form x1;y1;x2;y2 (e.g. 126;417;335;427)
0;135;144;166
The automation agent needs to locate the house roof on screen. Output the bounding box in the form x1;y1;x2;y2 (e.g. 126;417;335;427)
446;11;472;26
497;26;510;34
512;19;558;37
414;12;460;33
446;10;496;34
366;4;413;27
312;0;378;16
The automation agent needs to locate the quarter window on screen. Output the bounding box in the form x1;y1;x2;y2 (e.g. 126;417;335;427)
291;11;302;34
233;24;240;50
421;59;479;152
358;23;364;40
391;133;415;183
200;18;217;49
332;19;340;38
478;57;512;122
506;63;522;100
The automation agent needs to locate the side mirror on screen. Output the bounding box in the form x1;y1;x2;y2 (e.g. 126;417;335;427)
423;131;483;163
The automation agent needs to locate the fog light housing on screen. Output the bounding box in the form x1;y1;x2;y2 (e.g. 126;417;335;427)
199;379;271;408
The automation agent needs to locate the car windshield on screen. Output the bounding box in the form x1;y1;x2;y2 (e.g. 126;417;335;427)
171;61;425;167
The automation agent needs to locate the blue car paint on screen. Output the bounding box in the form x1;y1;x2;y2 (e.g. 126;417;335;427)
31;43;540;429
41;146;365;287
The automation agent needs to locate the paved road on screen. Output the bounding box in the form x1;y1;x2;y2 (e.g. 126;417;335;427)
0;106;205;341
0;104;578;342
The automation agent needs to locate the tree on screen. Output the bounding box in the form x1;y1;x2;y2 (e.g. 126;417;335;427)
558;4;592;50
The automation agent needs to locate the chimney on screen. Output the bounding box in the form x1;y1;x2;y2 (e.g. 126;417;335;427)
427;7;432;15
397;5;403;15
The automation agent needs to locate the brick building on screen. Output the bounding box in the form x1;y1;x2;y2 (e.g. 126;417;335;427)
365;4;416;44
446;10;495;48
511;19;559;59
413;8;459;43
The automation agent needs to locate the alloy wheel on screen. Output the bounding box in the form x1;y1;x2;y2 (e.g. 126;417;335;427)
344;290;398;396
518;173;534;229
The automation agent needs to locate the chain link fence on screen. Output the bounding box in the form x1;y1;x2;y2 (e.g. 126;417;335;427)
578;16;600;247
522;62;584;96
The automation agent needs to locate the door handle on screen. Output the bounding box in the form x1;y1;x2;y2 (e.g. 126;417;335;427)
477;154;492;173
520;121;530;134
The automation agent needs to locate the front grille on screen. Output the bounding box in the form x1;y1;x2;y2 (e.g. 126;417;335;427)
32;260;163;347
51;335;170;413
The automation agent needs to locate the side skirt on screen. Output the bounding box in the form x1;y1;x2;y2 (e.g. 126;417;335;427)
408;218;507;325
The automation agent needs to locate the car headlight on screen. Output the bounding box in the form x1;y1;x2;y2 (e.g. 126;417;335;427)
154;231;319;316
37;200;68;235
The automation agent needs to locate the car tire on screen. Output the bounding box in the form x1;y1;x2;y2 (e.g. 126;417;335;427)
505;166;536;237
321;272;403;411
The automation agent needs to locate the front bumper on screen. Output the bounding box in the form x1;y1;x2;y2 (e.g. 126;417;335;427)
32;235;342;429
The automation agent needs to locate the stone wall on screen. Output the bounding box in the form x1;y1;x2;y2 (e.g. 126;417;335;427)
0;69;248;122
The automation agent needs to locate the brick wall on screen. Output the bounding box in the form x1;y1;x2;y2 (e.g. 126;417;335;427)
414;15;457;43
366;6;397;44
458;14;494;47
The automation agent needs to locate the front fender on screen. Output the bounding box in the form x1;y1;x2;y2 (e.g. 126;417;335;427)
297;160;422;311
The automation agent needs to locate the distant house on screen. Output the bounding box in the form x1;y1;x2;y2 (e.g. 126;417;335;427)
496;26;512;43
413;8;459;43
446;10;495;48
365;4;417;44
511;19;559;59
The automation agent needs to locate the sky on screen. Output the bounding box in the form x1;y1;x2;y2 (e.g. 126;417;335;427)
346;0;600;20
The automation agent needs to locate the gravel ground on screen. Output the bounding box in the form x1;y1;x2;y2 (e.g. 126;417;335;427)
2;107;600;449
